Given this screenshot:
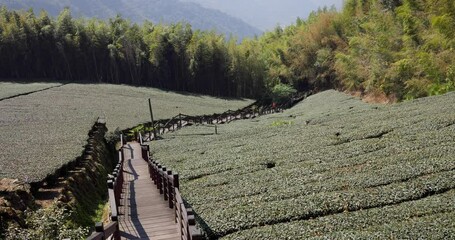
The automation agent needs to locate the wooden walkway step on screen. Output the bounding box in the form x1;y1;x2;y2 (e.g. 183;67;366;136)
119;142;179;240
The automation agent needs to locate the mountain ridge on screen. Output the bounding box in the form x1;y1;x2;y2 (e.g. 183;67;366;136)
181;0;344;30
0;0;262;39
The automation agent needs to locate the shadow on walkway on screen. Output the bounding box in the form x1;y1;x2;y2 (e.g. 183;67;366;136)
119;159;148;239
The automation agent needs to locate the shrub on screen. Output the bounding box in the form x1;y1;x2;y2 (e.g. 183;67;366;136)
270;83;297;104
5;202;88;240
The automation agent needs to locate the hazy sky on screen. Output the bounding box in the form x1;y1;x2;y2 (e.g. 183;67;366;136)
182;0;344;30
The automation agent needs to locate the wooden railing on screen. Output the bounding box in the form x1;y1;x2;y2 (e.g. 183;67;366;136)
136;108;272;142
129;92;313;143
175;188;201;240
141;145;203;240
87;148;124;240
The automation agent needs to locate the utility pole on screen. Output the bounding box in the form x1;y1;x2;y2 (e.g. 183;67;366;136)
148;98;157;139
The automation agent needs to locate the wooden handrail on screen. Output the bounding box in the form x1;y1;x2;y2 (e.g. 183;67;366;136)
86;222;118;240
175;188;202;240
133;92;314;144
144;148;202;240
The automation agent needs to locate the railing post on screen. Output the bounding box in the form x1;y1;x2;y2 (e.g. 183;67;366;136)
151;161;156;183
162;166;167;198
111;215;120;240
173;173;179;189
187;209;203;240
120;134;124;148
149;98;158;139
141;144;149;161
157;164;163;191
117;170;123;197
95;222;105;240
167;170;173;208
118;150;122;164
187;209;195;240
108;179;118;211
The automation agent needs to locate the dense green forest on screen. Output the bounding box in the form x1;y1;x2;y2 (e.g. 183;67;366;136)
1;0;454;100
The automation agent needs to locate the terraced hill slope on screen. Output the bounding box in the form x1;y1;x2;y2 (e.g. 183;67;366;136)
0;83;253;181
150;90;455;239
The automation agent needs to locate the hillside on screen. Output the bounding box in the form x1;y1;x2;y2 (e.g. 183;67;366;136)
150;90;455;238
0;0;262;39
0;83;253;182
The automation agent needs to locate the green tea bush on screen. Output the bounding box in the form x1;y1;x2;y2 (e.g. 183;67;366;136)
150;90;455;239
0;83;252;181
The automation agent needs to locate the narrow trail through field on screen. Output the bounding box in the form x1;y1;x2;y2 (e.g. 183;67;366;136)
0;83;66;101
119;142;180;240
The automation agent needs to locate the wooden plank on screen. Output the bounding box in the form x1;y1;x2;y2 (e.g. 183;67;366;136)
143;224;179;232
147;227;180;237
128;220;178;229
152;233;181;240
119;142;180;240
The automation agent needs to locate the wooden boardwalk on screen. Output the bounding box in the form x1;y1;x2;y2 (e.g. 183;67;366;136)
119;142;179;240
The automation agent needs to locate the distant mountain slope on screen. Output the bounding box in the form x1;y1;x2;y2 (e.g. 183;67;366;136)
0;0;262;39
182;0;344;30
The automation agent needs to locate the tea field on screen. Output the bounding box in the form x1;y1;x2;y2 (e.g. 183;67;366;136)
0;83;253;182
149;90;455;239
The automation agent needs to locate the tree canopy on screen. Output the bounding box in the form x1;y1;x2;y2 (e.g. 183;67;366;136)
1;1;454;101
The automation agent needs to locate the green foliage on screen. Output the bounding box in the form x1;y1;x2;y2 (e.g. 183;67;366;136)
287;10;343;91
5;202;89;240
127;124;156;138
0;7;260;98
270;83;296;104
1;1;455;101
428;65;455;96
332;0;455;100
